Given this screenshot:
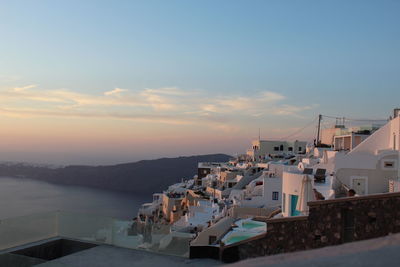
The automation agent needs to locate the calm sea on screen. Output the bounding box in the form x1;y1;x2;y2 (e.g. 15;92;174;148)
0;176;150;220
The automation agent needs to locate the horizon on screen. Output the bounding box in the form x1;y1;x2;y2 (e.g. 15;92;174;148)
0;152;233;167
1;1;399;165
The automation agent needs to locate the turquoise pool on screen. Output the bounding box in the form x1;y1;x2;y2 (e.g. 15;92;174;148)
226;234;254;244
221;219;267;245
242;221;264;229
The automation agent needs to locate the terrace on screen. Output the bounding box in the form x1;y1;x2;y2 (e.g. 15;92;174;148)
0;211;213;267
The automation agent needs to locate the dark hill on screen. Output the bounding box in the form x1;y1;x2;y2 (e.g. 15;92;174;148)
0;154;232;195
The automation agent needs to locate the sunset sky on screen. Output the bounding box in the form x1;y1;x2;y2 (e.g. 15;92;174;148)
1;0;399;165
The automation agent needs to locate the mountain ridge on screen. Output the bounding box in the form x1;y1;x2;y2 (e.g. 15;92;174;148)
0;154;232;195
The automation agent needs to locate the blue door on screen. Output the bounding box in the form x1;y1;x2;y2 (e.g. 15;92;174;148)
290;195;301;216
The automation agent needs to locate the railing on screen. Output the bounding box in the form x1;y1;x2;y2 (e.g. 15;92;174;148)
0;212;57;251
0;211;190;258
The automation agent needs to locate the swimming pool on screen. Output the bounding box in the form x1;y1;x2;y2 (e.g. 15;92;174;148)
236;218;266;232
226;234;254;244
221;218;267;245
241;221;265;229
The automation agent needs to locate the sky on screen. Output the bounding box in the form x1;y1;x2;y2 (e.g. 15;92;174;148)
0;0;399;165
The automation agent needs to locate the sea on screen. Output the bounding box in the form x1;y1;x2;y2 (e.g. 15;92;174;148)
0;176;150;220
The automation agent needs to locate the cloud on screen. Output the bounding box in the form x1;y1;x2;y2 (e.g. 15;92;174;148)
260;91;285;102
1;87;144;107
0;84;318;131
204;91;286;116
104;88;128;96
140;91;176;111
0;107;192;125
202;104;219;113
272;104;319;117
13;84;37;92
142;87;193;96
139;87;196;111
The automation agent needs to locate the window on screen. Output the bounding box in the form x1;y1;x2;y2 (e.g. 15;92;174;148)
298;147;302;152
288;147;293;151
274;146;279;151
280;145;284;151
382;160;397;170
209;235;217;245
272;191;279;200
303;168;313;175
384;161;394;168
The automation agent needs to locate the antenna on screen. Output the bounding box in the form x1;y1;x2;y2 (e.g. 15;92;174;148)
258;128;261;141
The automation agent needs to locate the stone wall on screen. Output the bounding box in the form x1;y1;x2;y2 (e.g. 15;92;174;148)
219;192;400;262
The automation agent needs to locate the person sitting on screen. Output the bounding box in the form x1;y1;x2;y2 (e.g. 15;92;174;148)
313;188;325;200
347;189;357;197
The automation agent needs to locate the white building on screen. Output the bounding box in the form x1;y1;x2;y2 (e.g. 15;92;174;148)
321;124;380;149
247;139;307;161
333;132;370;151
238;171;282;208
281;167;335;217
334;112;400;195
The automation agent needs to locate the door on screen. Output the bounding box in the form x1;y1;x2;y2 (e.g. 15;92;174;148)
290;195;300;216
352;177;367;195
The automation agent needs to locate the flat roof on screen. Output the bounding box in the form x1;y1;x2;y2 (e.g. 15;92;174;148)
33;244;221;267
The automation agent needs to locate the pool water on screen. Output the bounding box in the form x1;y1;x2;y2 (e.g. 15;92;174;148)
222;219;267;245
242;221;263;229
227;235;253;244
